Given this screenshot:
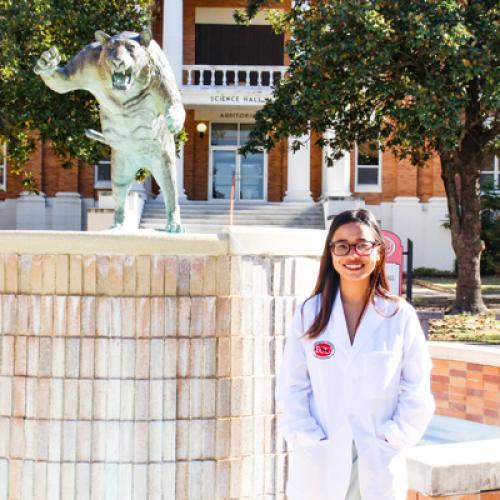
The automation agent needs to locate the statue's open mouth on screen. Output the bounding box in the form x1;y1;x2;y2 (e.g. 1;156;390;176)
112;68;132;90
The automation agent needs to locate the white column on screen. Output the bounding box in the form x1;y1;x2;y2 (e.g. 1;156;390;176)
322;130;351;197
163;0;183;86
284;135;312;202
176;145;187;201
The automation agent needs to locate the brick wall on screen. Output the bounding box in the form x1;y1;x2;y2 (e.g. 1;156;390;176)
349;148;445;204
1;140;96;202
431;358;500;426
0;248;321;499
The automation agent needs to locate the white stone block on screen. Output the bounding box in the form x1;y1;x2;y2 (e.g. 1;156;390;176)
133;464;148;500
201;461;216;499
64;378;78;419
0;459;7;500
50;378;63;419
33;461;48;500
92;421;106;462
120;379;134;420
105;421;120;461
117;464;133;500
91;463;105;500
76;421;92;462
119;422;134;462
106;379;121;420
188;461;203;499
121;339;135;379
27;337;39;377
149;379;163;420
36;420;49;461
0;418;9;456
163;339;177;378
163;379;176;420
149;421;163;462
94;339;108;378
202;379;216;418
134;380;149;421
148;464;162;500
175;420;189;460
78;380;93;420
150;339;164;379
93;380;107;420
52;338;65;378
162;463;176;500
62;421;77;461
162;420;176;461
108;338;121;378
76;463;91;500
46;462;61;500
80;338;94;379
202;419;216;460
134;422;149;463
104;463;119;500
0;376;12;415
61;463;75;500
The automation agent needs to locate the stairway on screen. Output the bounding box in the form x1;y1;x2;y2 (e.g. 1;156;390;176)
140;199;326;233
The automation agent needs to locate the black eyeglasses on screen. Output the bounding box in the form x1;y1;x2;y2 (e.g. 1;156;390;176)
329;240;380;256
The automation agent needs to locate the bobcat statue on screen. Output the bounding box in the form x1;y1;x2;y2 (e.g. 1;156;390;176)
34;29;185;232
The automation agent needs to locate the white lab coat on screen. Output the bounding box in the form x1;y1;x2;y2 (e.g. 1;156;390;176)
276;292;435;500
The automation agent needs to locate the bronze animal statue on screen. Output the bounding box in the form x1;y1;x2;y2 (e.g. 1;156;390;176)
34;29;185;232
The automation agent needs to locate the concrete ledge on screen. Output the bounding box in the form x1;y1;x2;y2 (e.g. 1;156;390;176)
407;439;500;496
0;230;229;256
226;226;326;256
0;227;327;257
428;341;500;368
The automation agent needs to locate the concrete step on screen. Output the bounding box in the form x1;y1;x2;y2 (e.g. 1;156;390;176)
141;200;325;230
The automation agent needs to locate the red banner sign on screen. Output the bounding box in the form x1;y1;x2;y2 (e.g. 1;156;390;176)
382;230;404;296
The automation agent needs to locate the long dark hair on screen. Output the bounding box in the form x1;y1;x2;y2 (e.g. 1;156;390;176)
303;209;395;338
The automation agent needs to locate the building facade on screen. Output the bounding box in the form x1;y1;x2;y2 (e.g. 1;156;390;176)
0;0;477;270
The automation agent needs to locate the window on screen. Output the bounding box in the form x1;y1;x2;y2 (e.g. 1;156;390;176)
94;160;111;189
355;142;382;192
480;155;499;191
0;143;6;191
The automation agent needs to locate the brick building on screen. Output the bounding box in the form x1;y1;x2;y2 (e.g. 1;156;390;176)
0;0;483;270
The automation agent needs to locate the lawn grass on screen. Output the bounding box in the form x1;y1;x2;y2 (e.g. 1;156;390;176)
416;275;500;295
428;313;500;345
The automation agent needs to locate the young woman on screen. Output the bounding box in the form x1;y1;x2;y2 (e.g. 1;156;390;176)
276;209;435;500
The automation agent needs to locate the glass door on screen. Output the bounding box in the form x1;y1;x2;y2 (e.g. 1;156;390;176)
210;123;266;201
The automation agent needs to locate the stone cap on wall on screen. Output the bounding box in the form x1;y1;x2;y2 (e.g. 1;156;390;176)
428;341;500;368
407;438;500;496
0;226;327;256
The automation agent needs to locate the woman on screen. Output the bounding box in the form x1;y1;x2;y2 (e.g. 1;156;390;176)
276;209;435;500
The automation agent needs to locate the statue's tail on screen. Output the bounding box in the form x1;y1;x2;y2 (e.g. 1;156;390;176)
85;129;109;145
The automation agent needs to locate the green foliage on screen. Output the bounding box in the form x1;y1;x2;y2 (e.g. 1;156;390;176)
413;267;456;278
0;0;153;184
481;182;500;274
239;0;499;163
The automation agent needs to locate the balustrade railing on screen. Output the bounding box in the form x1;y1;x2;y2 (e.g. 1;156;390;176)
182;65;287;88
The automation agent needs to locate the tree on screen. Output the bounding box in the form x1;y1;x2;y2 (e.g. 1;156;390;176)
239;0;499;314
0;0;153;186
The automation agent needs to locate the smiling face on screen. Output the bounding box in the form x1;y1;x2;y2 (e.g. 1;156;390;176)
330;222;381;288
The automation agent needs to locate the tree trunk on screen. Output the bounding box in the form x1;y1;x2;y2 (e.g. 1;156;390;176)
440;155;487;314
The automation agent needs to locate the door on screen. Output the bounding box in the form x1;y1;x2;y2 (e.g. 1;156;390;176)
210;123;266;202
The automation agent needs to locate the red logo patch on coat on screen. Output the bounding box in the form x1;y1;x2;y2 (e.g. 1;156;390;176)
313;341;335;359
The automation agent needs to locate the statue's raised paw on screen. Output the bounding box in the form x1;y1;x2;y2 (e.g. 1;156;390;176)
34;46;61;75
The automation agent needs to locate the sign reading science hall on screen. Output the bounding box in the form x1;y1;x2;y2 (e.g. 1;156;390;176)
181;88;271;106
